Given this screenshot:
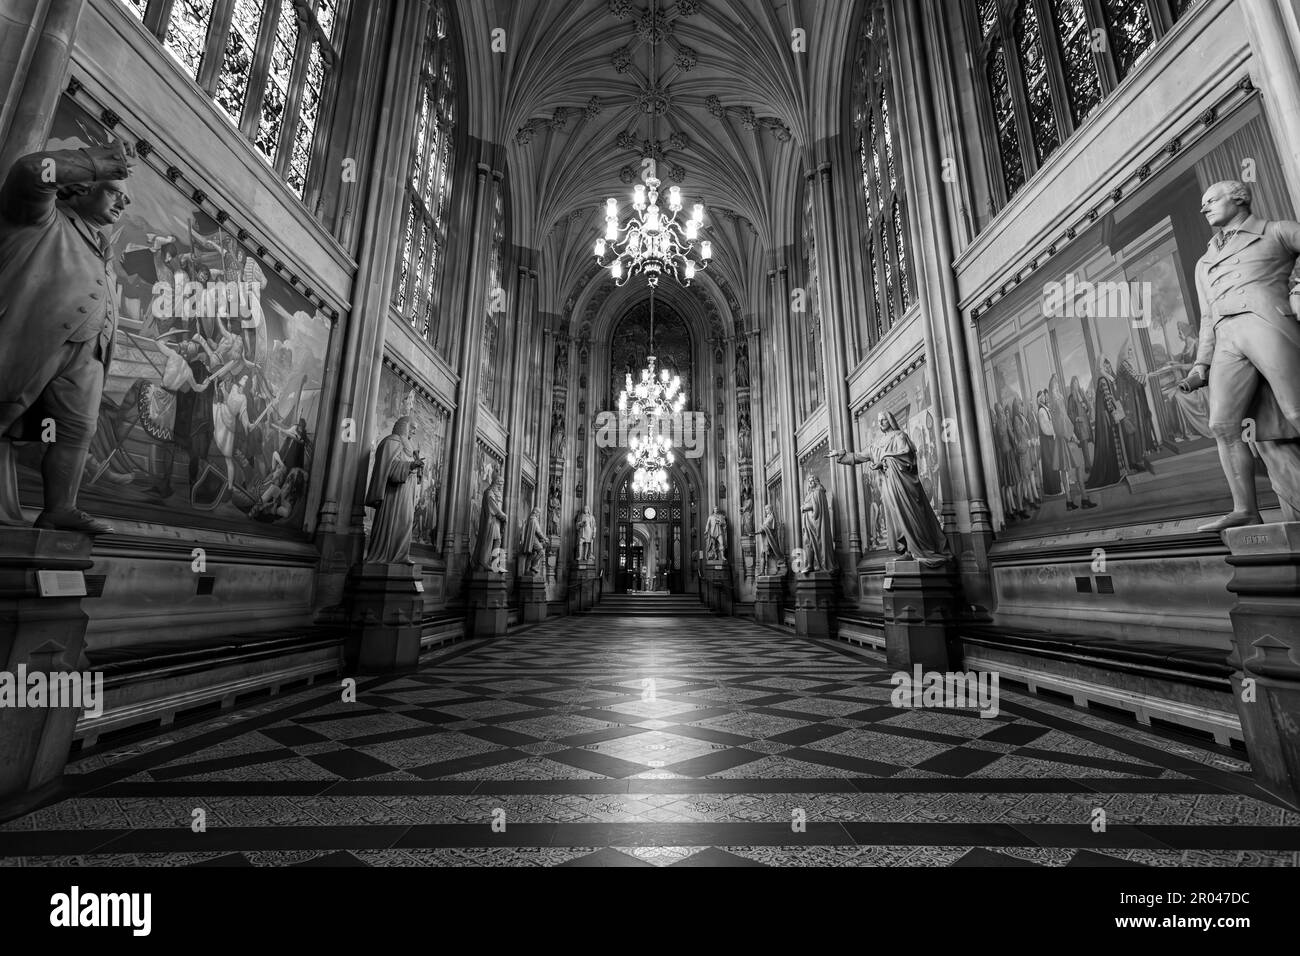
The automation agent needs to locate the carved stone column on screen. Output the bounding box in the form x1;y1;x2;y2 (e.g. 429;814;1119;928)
0;0;87;173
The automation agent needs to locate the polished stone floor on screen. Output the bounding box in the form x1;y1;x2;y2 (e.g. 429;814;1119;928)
3;616;1298;867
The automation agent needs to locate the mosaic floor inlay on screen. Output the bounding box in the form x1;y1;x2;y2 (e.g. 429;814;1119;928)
3;616;1297;867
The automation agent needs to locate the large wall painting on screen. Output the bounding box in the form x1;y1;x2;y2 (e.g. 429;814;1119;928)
977;103;1291;535
16;95;335;537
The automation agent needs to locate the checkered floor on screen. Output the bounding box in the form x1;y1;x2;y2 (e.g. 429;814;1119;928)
3;616;1298;867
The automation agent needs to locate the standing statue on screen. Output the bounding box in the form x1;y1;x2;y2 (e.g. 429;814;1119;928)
547;487;561;536
575;504;596;561
735;346;750;388
738;410;753;462
474;467;507;569
756;504;783;575
1179;179;1300;529
364;417;424;564
829;412;952;567
739;479;754;534
705;506;727;560
554;344;569;386
520;506;547;577
549;411;566;462
0;141;137;533
800;475;838;572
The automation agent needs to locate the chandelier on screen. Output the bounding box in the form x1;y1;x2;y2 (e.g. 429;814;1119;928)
592;0;712;289
594;177;711;288
616;286;686;420
628;434;674;495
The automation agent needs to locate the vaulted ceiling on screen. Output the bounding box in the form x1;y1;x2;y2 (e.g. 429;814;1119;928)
453;0;865;321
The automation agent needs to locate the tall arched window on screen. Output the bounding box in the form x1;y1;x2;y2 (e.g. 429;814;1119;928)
394;0;458;345
852;0;915;349
968;0;1193;205
115;0;349;201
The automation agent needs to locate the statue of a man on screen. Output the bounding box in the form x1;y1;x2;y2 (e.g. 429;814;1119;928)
364;417;424;564
547;489;561;537
756;504;783;575
0;141;137;533
576;504;596;561
705;506;727;560
800;475;837;572
829;412;952;568
1178;180;1300;530
520;506;547;577
474;468;507;569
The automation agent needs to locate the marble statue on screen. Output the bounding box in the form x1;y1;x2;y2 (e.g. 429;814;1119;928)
735;346;750;388
705;506;727;560
800;475;837;572
363;417;424;564
829;412;952;568
1178;179;1300;529
549;412;566;462
0;142;137;534
520;506;547;577
547;488;561;536
474;468;507;569
756;504;783;575
576;504;596;561
739;480;754;534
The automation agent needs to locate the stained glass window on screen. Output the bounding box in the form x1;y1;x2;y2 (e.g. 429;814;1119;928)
164;0;215;81
989;42;1025;197
852;0;914;351
1099;0;1155;80
1014;1;1060;164
1049;0;1102;125
118;0;348;204
969;1;1185;209
394;0;458;349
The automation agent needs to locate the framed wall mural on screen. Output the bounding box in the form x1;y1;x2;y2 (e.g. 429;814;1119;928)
370;364;449;552
977;102;1291;536
15;95;335;537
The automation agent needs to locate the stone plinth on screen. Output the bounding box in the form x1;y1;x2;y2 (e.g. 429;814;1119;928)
754;574;785;624
519;576;547;623
352;562;424;674
1223;522;1300;807
570;562;599;613
0;529;94;815
881;559;957;671
794;570;837;638
705;560;732;615
467;569;509;638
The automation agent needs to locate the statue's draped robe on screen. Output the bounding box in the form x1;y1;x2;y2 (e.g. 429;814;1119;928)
756;511;782;568
475;485;506;568
364;433;416;564
801;484;837;572
521;513;546;573
843;433;951;568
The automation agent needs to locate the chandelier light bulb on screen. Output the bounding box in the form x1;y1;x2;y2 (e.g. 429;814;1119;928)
633;184;646;206
701;240;712;260
692;203;704;223
669;186;682;210
611;260;623;278
606;197;617;215
594;238;605;258
685;219;698;241
605;220;618;240
685;260;695;280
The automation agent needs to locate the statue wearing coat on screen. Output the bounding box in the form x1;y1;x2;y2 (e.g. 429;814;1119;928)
363;417;424;565
474;469;507;570
800;475;837;572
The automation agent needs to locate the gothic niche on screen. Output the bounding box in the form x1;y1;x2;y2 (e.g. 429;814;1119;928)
608;301;694;408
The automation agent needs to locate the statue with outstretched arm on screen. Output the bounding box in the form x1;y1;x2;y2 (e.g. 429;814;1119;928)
828;411;951;567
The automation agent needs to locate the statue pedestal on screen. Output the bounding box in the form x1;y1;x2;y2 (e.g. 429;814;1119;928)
881;559;957;671
794;571;837;637
467;569;509;638
519;575;547;623
754;574;784;624
704;560;732;615
0;529;94;816
352;563;424;674
1223;522;1300;807
570;561;599;613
